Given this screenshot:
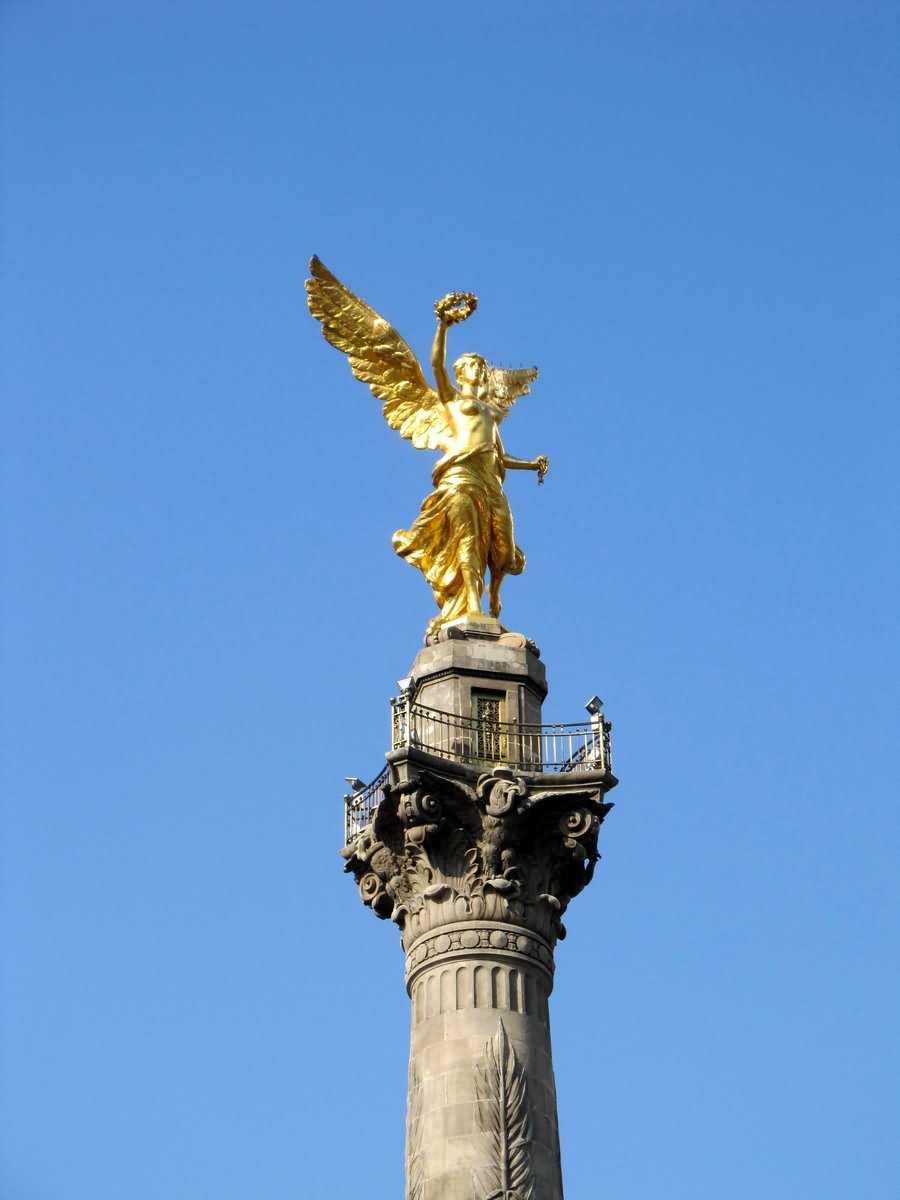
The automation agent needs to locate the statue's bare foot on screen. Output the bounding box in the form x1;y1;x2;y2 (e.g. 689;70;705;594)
425;614;444;639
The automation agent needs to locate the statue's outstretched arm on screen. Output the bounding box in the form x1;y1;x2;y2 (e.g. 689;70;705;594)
503;452;549;469
502;448;550;483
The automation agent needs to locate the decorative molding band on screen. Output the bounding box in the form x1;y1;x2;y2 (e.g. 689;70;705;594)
412;663;548;701
405;921;555;992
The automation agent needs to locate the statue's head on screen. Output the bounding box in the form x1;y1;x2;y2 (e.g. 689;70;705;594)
453;353;488;390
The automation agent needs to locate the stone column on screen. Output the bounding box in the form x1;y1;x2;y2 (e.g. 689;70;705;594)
405;921;561;1199
341;624;615;1200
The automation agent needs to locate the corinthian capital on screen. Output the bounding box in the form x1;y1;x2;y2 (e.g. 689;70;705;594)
341;750;613;953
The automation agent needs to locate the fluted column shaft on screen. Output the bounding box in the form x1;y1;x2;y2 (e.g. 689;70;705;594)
406;923;562;1200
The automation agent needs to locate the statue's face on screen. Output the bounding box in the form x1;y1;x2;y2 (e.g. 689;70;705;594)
455;356;487;389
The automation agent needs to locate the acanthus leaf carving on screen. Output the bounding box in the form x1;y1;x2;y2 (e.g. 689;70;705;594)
341;756;612;945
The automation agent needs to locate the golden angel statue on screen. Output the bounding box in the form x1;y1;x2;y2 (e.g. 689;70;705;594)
306;257;549;637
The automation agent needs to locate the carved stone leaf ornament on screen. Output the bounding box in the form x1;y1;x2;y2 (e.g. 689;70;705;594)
342;760;613;950
406;1062;425;1200
476;768;527;817
475;1022;536;1200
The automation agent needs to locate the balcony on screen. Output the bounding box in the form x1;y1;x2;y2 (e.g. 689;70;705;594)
343;696;613;845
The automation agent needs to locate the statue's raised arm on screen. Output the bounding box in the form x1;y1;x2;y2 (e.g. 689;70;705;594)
431;292;478;405
306;258;549;638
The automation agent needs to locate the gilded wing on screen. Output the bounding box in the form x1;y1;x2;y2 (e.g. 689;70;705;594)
306;256;448;450
488;364;539;413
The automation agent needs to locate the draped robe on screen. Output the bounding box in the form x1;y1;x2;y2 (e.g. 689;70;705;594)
392;445;526;633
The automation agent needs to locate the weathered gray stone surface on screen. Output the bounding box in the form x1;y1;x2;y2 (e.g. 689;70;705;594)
409;617;547;725
406;944;562;1199
342;628;616;1200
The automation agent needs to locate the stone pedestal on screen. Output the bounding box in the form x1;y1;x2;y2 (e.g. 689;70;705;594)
342;626;616;1200
410;616;547;728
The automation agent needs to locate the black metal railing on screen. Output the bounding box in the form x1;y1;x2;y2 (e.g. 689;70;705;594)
391;698;612;775
343;698;613;844
343;765;390;845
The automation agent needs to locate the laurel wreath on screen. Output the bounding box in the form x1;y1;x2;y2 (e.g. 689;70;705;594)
434;291;478;324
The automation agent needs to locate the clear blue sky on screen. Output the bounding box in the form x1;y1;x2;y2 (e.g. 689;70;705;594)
1;3;895;1197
